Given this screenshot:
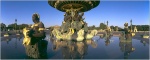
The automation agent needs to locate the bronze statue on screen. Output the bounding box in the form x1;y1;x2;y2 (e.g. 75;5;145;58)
24;13;47;59
61;12;72;33
79;12;84;21
71;11;80;31
71;12;85;32
83;22;88;37
124;23;132;40
78;12;85;30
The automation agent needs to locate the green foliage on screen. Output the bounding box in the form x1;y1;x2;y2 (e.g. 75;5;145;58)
7;23;28;30
114;26;118;31
88;25;95;30
99;23;107;30
88;25;100;30
128;25;149;31
92;25;95;28
2;22;149;32
19;24;29;29
110;25;114;29
7;23;16;30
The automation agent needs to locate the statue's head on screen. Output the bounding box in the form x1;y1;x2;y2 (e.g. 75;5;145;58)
32;13;40;23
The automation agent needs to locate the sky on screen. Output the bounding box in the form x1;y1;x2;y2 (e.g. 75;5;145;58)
1;0;149;28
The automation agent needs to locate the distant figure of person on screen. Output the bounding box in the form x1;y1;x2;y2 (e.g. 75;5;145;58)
23;13;47;59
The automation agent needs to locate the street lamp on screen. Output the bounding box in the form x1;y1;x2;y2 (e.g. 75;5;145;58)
130;19;132;32
107;21;108;26
15;19;17;34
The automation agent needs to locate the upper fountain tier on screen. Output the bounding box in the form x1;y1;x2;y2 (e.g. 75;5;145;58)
48;0;100;12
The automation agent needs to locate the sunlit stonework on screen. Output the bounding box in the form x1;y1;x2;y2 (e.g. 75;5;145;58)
48;0;100;41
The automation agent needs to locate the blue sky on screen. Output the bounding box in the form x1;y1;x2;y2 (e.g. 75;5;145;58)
1;1;149;28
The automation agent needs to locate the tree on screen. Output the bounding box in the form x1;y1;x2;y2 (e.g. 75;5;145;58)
110;25;114;30
128;25;149;31
92;25;95;29
7;23;17;30
19;24;28;29
114;26;118;31
99;23;107;30
7;23;29;30
88;26;93;30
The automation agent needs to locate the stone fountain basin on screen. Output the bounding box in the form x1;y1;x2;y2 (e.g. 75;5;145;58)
48;1;100;12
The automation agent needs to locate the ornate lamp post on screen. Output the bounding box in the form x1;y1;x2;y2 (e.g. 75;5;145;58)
106;20;109;32
107;21;108;26
130;19;132;32
106;20;109;31
15;19;17;34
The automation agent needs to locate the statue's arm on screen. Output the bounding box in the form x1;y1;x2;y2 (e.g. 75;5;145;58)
32;22;45;38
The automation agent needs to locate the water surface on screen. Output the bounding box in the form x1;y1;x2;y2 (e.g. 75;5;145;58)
1;34;149;59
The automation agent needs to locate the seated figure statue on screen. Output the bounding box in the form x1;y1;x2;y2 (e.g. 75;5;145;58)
23;13;47;59
61;12;72;33
124;23;132;41
71;12;83;32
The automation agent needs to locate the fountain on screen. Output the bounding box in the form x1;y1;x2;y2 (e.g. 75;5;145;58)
48;0;100;41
